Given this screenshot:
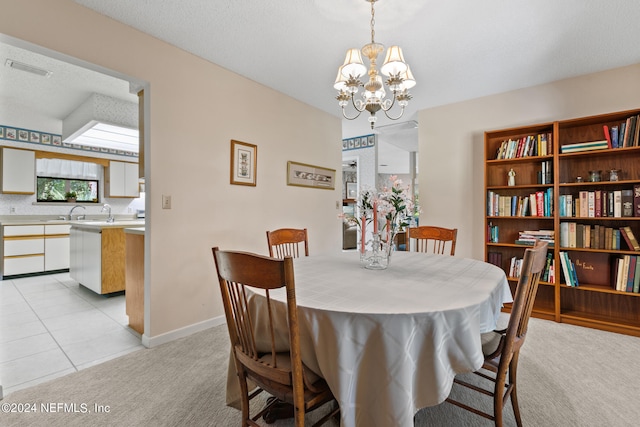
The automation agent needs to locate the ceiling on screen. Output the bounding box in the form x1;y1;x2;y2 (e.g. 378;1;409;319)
3;0;640;172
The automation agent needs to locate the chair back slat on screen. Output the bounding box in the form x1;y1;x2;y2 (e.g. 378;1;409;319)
267;228;309;258
501;240;548;363
408;226;457;255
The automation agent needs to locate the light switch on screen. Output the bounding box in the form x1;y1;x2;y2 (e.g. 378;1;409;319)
162;194;171;209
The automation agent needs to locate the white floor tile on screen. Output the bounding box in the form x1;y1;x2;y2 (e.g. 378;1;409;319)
62;328;142;366
0;347;74;388
0;319;48;343
0;332;59;363
0;272;141;397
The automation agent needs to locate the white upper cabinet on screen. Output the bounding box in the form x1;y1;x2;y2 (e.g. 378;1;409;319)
1;147;35;194
108;160;139;197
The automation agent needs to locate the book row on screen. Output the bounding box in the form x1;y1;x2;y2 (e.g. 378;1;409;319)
614;255;640;293
487;188;553;217
604;114;640;149
494;132;553;160
490;251;555;284
559;223;640;251
558;186;640;218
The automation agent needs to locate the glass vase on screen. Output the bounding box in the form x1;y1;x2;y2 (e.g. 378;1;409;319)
362;232;392;270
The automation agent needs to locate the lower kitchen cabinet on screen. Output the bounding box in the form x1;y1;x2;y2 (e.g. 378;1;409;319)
70;226;126;294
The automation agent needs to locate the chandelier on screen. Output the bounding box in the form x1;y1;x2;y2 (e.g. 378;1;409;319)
334;0;416;129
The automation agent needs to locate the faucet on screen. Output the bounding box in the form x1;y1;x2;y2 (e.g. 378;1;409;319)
68;205;86;220
101;203;115;223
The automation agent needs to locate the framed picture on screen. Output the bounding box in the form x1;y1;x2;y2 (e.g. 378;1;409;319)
287;161;336;190
6;128;16;140
41;134;51;144
230;139;257;186
30;131;40;143
346;182;358;199
0;127;4;138
18;129;29;141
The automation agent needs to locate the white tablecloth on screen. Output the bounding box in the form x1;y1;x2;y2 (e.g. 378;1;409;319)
230;251;511;427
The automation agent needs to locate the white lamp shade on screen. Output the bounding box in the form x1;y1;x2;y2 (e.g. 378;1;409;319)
380;46;408;76
341;48;366;78
400;66;416;89
334;67;348;91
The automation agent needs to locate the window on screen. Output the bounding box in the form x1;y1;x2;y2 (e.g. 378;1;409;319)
36;158;101;203
37;177;99;202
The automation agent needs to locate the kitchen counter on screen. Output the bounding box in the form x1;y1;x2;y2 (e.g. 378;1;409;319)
71;220;145;231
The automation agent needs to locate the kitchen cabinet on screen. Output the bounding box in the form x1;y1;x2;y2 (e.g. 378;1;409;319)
107;160;139;197
1;223;72;278
70;227;103;293
1;147;35;194
70;223;140;294
2;225;44;276
44;224;71;271
125;227;144;334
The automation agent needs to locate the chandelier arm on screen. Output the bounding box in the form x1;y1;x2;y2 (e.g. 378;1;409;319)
341;94;366;120
380;91;397;112
382;105;406;121
341;107;363;121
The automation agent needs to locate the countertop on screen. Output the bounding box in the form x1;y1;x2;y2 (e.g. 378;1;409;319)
124;227;145;235
0;217;145;228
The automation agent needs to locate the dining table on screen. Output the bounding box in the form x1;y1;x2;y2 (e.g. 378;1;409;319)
225;251;512;427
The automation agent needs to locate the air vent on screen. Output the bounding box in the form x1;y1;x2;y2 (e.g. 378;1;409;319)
5;59;52;77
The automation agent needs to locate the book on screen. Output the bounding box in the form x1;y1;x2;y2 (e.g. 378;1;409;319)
603;125;612;148
613;190;622;217
559;251;574;287
573;252;610;286
619;256;630;291
625;255;637;292
621;189;633;217
621;226;640;251
635;185;640;217
634;257;640;293
560;140;609;153
611;125;619;148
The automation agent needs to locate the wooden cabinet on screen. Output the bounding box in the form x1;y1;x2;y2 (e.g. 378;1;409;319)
1;147;35;194
485;108;640;337
107;160;139;197
125;229;144;334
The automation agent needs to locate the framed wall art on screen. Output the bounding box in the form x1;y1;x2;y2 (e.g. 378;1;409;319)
287;161;335;190
230;139;257;186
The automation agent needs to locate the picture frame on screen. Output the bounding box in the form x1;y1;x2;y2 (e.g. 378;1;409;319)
230;139;257;186
287;161;336;190
346;182;358;199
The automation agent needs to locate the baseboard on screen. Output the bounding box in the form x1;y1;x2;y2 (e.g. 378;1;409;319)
141;315;226;348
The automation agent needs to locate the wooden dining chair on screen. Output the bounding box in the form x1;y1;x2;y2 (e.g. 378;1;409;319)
266;228;309;258
445;240;548;427
212;247;338;427
407;225;457;255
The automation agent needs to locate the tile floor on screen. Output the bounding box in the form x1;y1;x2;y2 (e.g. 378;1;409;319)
0;272;144;397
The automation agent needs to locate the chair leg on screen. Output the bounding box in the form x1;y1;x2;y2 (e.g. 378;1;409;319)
509;356;523;427
236;370;251;427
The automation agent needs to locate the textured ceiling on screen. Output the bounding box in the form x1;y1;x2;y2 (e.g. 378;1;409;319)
72;0;640;135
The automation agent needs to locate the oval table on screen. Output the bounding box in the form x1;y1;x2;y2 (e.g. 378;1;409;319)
228;251;512;427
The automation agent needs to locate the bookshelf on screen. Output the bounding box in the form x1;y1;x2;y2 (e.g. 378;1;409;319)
485;108;640;337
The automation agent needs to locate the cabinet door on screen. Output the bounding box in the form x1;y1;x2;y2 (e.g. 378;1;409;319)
82;230;103;294
4;255;44;275
108;161;139;197
45;236;70;271
69;228;82;283
124;162;140;197
1;148;35;194
108;160;126;197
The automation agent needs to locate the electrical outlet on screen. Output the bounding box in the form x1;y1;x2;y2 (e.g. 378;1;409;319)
162;194;171;209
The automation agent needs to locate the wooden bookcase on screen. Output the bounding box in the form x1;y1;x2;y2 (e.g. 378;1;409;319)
485;108;640;337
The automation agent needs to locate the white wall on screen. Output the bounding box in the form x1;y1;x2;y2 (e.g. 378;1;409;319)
0;0;342;342
419;63;640;260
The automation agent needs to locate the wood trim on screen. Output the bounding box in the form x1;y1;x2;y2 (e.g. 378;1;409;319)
35;150;110;167
4;235;45;241
125;232;144;334
5;253;45;259
101;227;126;293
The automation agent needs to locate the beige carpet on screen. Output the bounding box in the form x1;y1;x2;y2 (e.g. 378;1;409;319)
1;318;639;426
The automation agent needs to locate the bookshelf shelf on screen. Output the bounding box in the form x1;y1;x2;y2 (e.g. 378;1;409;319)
485;108;640;337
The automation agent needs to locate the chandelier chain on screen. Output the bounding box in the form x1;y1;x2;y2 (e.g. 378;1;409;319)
370;0;376;44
